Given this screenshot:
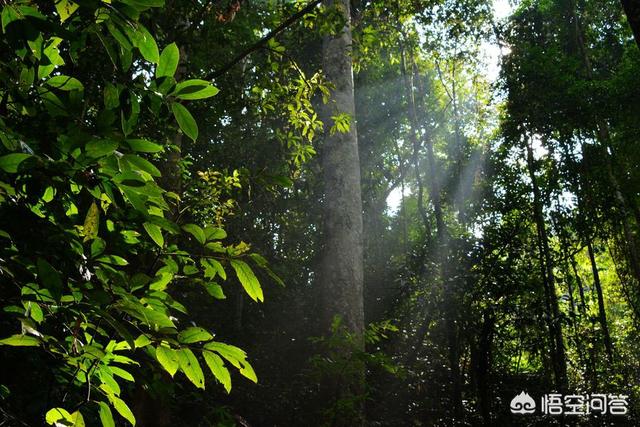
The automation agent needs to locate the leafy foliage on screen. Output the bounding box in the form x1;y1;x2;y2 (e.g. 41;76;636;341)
0;1;278;425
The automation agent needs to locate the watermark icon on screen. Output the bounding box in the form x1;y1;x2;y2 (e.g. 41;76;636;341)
510;391;536;414
510;391;629;416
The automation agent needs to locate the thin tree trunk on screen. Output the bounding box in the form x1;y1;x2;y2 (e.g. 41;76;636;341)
474;311;494;427
412;58;445;239
587;241;614;362
399;44;431;235
570;256;588;313
570;254;599;388
525;139;568;391
402;42;462;420
393;138;409;251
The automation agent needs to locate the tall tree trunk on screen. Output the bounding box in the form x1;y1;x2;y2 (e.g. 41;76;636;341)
525;139;568;391
319;0;365;424
587;241;614;362
621;0;640;49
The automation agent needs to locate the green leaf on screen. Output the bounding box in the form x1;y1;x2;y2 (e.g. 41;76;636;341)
204;226;226;241
145;215;181;234
1;6;21;33
172;79;219;100
43;186;55;203
83;202;100;242
110;366;134;382
55;0;79;22
122;154;161;177
155;345;179;377
0;334;40;347
70;410;85;427
156;42;179;78
203;282;225;299
230;259;263;302
27;301;44;323
250;253;285;287
132;23;159;63
178;327;213;344
171;103;197;141
91;238;106;258
126;139;163;153
40;90;67;116
182;224;205;244
203;258;226;280
19;67;34;89
203;341;256;382
86;140;118;158
143;222;163;247
98;369;121;397
120;93;140;136
104;83;120;109
98;402;115;427
134;335;151;348
110;395;136;426
47;75;83;91
202;351;231;393
94;309;133;349
37;258;63;299
239;360;257;383
149;271;173;291
177;348;205;389
204;342;247;369
46;407;73;425
0;153;32;173
96;255;129;266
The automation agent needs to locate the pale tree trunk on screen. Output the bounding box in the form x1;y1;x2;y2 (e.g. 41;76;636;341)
319;0;365;423
320;0;364;340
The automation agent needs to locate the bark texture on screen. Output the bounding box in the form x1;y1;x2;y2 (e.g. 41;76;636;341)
318;1;365;424
319;0;364;338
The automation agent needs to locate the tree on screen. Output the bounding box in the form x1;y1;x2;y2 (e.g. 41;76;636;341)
318;0;365;423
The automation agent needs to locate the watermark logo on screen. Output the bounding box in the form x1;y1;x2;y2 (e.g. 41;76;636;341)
510;392;629;416
510;391;536;414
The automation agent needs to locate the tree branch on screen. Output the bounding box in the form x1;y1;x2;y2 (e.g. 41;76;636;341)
205;0;322;81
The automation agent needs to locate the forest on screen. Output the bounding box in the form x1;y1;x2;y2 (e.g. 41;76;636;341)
1;0;640;425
